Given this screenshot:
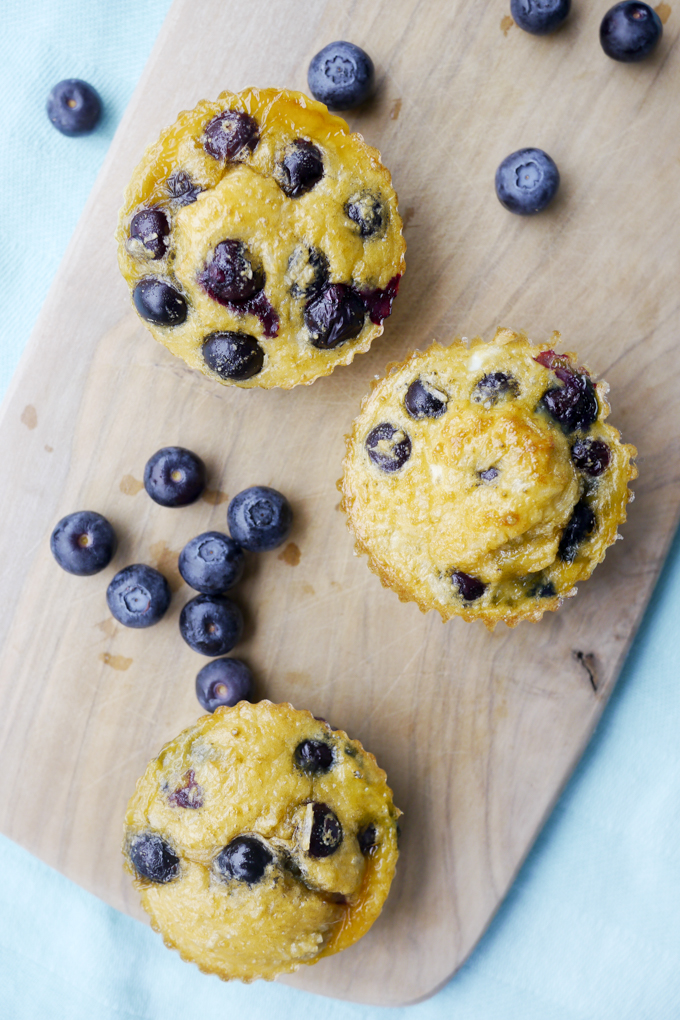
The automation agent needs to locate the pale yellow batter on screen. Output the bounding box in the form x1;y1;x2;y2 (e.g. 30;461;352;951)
341;329;637;628
123;701;400;981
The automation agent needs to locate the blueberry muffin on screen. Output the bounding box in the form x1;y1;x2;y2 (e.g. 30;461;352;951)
340;328;637;628
123;701;400;981
116;88;405;389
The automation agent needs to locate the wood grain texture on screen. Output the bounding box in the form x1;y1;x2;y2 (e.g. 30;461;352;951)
0;0;678;1006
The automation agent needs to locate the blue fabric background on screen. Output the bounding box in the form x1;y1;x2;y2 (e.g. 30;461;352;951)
1;2;679;1017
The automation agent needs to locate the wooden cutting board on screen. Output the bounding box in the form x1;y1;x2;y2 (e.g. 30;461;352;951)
0;0;678;1006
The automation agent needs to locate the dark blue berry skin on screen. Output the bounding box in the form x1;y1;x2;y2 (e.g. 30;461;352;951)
50;511;116;576
510;0;571;35
540;372;598;433
143;447;206;507
307;41;375;110
358;823;377;855
495;148;560;215
304;284;366;349
294;740;334;773
130;209;169;260
473;372;519;404
179;531;245;594
307;803;343;858
195;657;253;712
366;423;412;472
227;486;293;552
451;570;486;602
128;833;180;883
571;438;611;476
600;2;662;62
133;278;187;326
179;594;243;656
279;140;324;197
202;330;265;381
558;501;596;563
215;836;273;884
405;379;448;420
46;79;101;136
107;565;171;628
204;110;259;161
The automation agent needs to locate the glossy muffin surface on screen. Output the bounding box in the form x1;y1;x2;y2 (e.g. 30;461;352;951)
124;701;400;981
341;328;637;628
116;87;405;388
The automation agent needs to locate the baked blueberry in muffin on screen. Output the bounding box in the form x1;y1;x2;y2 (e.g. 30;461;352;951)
123;701;400;981
116;88;405;389
340;328;637;628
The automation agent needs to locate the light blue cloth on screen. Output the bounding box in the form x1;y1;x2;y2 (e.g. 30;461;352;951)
1;3;679;1017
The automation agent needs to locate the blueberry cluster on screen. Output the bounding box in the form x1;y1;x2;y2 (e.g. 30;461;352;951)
498;2;664;215
50;446;293;713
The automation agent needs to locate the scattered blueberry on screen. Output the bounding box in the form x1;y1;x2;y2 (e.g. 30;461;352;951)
600;2;662;61
510;0;571;35
540;368;598;433
307;40;375;109
167;170;202;205
168;769;203;809
495;148;560;215
294;740;334;774
128;833;180;883
215;835;273;884
129;208;169;261
132;278;187;326
345;193;385;237
202;331;265;381
558;501;597;563
365;423;412;472
307;803;343;858
46;79;101;136
199;240;264;304
195;657;253;712
179;531;245;593
179;593;243;656
451;570;486;602
571;438;611;476
472;372;519;404
287;246;329;299
358;823;378;856
227;486;293;552
50;510;117;576
279;140;324;197
404;378;448;419
304;284;366;349
143;447;206;507
203;110;259;161
537;581;556;597
106;564;171;628
479;467;499;482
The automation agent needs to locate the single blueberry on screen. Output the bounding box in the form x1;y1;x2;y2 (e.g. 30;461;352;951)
179;531;245;593
128;833;179;883
199;239;264;304
287;246;330;300
451;570;486;602
215;835;273;884
46;79;101;136
132;278;187;326
365;423;412;472
571;438;611;476
167;170;202;205
479;467;499;483
202;331;265;381
495;148;560;215
179;593;243;656
294;740;334;774
307;803;343;858
129;208;170;260
472;372;519;404
308;41;375;109
196;657;253;712
600;2;662;61
279;140;324;197
50;510;117;576
540;369;598;433
304;284;366;349
558;501;596;563
203;110;259;160
143;447;206;507
227;486;293;552
510;0;571;35
107;564;171;628
404;378;448;419
538;581;556;597
358;823;378;856
345;193;385;237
